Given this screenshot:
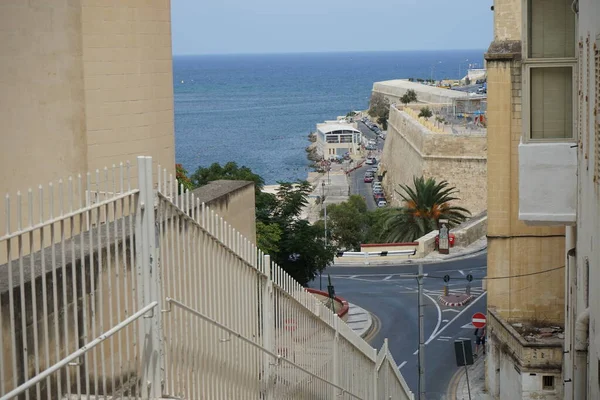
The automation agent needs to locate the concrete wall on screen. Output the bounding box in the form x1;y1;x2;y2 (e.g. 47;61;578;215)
379;106;487;216
372;80;466;105
191;181;257;244
485;50;565;324
0;0;176;251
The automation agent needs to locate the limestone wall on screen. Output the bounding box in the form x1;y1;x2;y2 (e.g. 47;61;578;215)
379;106;487;216
372;79;466;105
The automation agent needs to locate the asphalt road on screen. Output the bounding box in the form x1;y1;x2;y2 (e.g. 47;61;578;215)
310;252;487;399
350;121;385;211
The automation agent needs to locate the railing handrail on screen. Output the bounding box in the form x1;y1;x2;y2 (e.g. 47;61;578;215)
0;189;139;243
165;297;365;400
0;301;158;400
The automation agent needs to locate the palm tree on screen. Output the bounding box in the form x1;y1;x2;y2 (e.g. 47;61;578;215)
382;176;470;242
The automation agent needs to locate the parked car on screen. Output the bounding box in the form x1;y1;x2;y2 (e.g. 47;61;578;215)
373;188;384;195
377;200;387;207
367;157;377;165
364;175;374;183
368;167;378;173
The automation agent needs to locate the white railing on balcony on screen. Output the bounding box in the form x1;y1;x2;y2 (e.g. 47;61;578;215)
0;156;414;400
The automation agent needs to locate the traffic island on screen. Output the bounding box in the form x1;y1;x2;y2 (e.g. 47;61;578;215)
439;293;473;307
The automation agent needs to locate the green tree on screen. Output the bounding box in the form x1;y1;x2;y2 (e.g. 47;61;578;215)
368;92;390;125
382;176;470;242
256;221;282;256
321;195;369;251
363;207;393;244
418;107;433;120
406;89;418;102
191;162;265;192
175;164;194;192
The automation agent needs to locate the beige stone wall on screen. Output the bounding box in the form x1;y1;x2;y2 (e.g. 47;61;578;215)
81;0;175;176
0;1;89;228
494;0;522;41
380;106;487;215
485;55;565;324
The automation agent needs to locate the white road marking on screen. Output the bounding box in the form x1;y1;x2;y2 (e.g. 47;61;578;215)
459;337;471;341
442;309;460;313
442;319;449;323
437;338;450;342
423;293;442;343
399;361;407;369
413;350;419;355
383;275;392;281
350;275;358;278
424;292;487;345
440;336;453;339
462;323;475;329
458;270;465;276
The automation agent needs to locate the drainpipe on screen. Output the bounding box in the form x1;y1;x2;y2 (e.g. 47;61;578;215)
573;307;589;400
564;226;576;399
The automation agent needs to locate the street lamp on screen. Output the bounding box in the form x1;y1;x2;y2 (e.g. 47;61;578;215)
430;61;442;82
458;59;469;81
320;180;328;290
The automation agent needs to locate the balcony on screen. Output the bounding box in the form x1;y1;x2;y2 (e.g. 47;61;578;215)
518;141;577;225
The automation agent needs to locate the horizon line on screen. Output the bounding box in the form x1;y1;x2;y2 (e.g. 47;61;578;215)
172;48;487;57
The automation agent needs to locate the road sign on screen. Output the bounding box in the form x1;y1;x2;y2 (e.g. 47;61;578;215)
443;275;450;283
466;274;473;282
472;312;487;328
284;318;297;332
454;339;474;367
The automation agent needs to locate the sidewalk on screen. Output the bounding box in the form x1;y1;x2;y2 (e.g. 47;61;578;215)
345;303;373;338
451;352;492;400
333;236;487;267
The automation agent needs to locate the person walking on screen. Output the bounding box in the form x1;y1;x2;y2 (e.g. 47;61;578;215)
474;326;486;356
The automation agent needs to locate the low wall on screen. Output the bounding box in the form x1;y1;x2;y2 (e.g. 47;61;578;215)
379;106;487;215
372;79;466;104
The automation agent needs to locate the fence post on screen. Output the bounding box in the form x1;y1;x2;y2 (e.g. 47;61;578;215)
262;255;274;399
333;317;340;397
373;347;378;400
136;156;163;398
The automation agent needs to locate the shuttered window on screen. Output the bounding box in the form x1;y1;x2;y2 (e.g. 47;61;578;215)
523;0;577;142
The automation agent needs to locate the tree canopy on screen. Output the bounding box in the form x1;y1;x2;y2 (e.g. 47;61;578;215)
320;195;369;251
368;93;390;129
382;176;470;242
418;107;433;120
400;89;418;107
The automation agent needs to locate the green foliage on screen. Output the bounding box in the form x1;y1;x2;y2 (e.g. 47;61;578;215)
382;176;471;242
400;89;418;107
363;207;393;244
191;162;265;192
377;115;388;130
346;111;357;117
368;92;390;123
256;221;282;256
418;107;433;120
322;195;369;251
175;164;194;192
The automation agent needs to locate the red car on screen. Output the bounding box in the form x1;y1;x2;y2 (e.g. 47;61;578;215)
364;175;374;183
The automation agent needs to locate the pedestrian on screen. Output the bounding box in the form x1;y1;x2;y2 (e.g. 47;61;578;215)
474;326;486;356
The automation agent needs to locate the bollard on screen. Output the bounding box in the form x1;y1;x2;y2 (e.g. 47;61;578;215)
443;285;449;296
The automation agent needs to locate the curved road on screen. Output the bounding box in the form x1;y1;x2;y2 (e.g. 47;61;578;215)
311;252;487;399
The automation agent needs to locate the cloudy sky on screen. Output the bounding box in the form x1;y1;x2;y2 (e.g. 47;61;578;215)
171;0;493;55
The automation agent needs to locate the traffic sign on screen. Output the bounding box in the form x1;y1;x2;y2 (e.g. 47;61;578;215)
466;274;473;282
284;318;297;332
443;275;450;283
472;312;487;328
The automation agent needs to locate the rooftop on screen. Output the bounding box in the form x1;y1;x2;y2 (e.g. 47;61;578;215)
316;123;360;135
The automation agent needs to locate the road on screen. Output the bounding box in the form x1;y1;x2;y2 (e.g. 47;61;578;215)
350;121;386;210
311;252;487;399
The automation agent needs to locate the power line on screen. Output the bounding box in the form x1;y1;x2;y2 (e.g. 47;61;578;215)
428;265;565;281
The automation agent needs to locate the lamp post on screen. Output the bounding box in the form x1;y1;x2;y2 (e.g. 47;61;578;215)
458;59;469;81
430;61;442;83
320;180;328;290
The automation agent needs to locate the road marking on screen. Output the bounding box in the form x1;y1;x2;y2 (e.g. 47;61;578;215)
383;275;392;281
442;309;460;313
423;293;442;343
442;319;449;323
399;361;407;369
350;275;357;278
424;292;487;345
458;270;465;276
459;337;471;341
440;336;453;339
413;350;419;355
461;323;475;329
437;339;450;342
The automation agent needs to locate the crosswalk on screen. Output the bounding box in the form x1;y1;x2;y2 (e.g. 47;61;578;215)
424;286;486;298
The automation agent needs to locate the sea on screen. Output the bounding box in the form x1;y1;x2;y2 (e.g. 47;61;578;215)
173;50;485;184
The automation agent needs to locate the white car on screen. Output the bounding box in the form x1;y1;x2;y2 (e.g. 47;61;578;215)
373;187;384;194
377;200;387;207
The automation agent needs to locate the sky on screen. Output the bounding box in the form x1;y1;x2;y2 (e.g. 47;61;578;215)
171;0;494;55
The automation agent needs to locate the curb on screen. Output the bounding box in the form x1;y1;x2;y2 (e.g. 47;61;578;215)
331;246;487;267
439;295;474;307
346;302;373;338
305;288;350;318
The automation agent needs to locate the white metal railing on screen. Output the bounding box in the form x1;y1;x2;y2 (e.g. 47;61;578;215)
1;156;414;400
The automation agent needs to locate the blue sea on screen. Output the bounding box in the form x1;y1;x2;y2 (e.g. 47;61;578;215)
173;50;485;184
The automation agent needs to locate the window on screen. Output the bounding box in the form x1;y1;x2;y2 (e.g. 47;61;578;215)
542;375;555;390
523;0;577;142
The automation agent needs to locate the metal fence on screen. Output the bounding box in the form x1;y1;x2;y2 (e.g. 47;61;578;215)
0;156;414;400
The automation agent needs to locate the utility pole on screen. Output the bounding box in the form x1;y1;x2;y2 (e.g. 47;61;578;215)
320;180;327;290
417;263;426;400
